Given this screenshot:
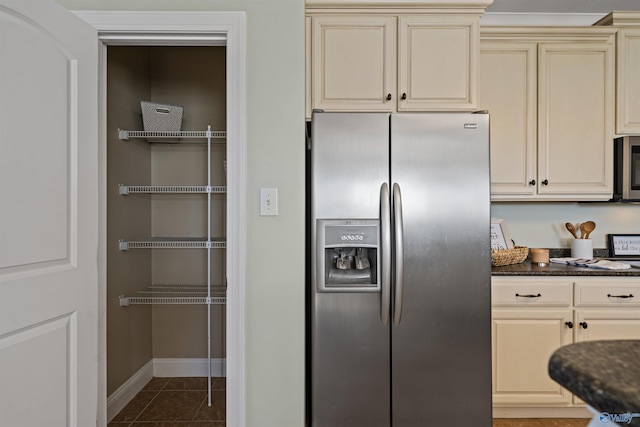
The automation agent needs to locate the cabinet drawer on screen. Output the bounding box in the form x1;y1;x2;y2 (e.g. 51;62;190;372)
492;281;572;306
574;282;640;306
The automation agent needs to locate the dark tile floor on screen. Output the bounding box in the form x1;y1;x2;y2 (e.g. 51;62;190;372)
109;379;589;427
108;377;225;427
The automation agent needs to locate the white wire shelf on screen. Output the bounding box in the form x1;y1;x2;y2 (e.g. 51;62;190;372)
119;283;227;306
118;185;227;195
118;128;226;143
118;237;226;251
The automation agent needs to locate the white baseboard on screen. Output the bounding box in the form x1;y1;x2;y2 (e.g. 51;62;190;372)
106;358;226;422
153;357;226;378
106;360;154;422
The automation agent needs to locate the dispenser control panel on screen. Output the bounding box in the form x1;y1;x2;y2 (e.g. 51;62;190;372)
316;219;380;292
325;224;377;247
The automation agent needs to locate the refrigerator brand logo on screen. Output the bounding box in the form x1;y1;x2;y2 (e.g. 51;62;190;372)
464;123;478;129
599;412;640;424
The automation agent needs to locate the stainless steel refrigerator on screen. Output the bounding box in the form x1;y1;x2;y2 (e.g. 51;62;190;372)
308;111;492;427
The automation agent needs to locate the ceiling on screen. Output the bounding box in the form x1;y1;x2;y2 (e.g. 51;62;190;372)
487;0;640;14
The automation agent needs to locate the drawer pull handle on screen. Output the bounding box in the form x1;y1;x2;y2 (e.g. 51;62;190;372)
515;293;541;298
607;293;634;299
565;321;574;329
580;322;588;329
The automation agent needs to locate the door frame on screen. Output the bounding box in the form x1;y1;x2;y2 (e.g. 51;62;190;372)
72;10;247;427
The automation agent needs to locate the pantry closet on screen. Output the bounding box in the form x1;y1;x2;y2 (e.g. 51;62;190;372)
106;45;227;404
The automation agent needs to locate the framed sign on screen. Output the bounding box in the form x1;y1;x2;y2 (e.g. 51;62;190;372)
491;219;514;250
608;234;640;257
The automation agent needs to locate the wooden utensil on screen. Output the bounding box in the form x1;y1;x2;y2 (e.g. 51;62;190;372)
582;221;596;239
565;222;579;239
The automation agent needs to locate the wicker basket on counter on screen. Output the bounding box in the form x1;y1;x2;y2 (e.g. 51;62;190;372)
491;246;529;267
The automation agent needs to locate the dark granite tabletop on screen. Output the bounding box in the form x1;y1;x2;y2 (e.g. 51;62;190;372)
492;248;640;277
549;340;640;426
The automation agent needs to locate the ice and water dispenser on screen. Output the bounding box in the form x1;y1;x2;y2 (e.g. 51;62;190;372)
316;219;379;292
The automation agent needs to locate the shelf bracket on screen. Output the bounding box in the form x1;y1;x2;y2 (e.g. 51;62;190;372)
119;185;129;195
119;240;129;251
118;129;129;140
119;295;130;307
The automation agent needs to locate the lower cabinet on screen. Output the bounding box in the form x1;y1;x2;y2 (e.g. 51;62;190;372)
492;277;640;409
492;309;573;405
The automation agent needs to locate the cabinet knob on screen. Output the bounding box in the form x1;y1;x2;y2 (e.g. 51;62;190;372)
565;321;574;329
401;93;407;100
529;180;536;186
542;179;549;185
579;322;588;329
386;93;392;101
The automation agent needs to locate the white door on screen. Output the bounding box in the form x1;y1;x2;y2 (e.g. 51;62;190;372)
0;1;99;426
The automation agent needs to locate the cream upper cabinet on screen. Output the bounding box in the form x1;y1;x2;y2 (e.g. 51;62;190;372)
307;11;483;115
397;14;478;111
310;15;397;113
595;12;640;134
616;28;640;133
537;41;614;199
479;41;537;196
480;28;616;201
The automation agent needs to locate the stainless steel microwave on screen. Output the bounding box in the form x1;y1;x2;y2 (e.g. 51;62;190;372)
613;136;640;201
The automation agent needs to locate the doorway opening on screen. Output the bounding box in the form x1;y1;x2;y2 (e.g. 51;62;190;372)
73;11;247;427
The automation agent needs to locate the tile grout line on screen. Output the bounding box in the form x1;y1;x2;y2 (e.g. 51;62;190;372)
128;377;170;425
130;388;161;425
193;391;209;421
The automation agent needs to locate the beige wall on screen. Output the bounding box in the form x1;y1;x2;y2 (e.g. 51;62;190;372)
106;47;154;395
492;202;640;250
61;1;306;426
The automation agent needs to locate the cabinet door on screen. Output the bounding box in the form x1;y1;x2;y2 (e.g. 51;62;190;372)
492;309;573;405
306;15;312;119
398;15;478;111
574;309;640;342
573;309;640;405
311;15;396;111
479;42;537;197
538;41;615;198
617;29;640;133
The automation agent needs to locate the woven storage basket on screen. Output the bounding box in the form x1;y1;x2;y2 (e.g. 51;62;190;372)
141;101;183;131
491;246;529;267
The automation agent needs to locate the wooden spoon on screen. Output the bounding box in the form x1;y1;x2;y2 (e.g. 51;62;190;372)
565;222;579;239
582;221;596;239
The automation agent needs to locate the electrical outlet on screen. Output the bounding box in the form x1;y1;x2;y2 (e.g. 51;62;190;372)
260;188;278;216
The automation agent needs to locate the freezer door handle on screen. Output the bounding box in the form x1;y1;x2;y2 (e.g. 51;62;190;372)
380;183;391;326
392;183;404;326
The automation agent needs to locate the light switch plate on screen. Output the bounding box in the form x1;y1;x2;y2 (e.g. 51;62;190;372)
260;188;278;216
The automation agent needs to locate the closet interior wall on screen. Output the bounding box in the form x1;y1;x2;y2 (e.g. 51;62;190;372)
106;46;227;396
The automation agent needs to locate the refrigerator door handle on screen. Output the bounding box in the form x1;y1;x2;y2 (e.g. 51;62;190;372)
392;183;404;326
380;182;391;326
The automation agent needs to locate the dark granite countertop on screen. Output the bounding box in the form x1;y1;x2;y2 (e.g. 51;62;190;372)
549;340;640;426
492;248;640;277
492;260;640;276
